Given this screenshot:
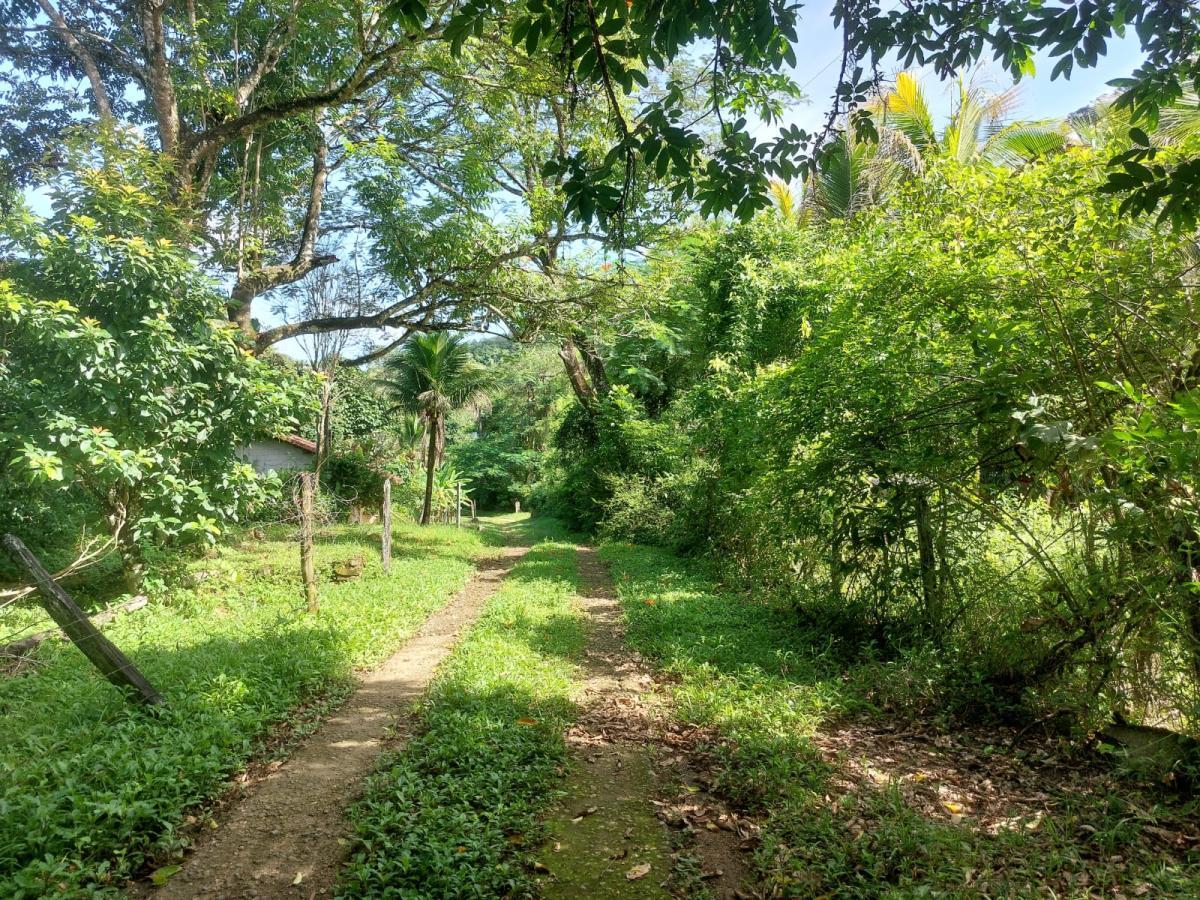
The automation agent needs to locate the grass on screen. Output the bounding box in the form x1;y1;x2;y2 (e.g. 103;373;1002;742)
340;519;586;898
599;540;1200;898
0;520;488;897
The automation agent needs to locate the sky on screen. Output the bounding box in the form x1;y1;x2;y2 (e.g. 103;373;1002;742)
769;0;1146;138
21;11;1148;360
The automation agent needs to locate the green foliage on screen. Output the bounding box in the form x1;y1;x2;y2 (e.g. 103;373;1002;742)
539;386;686;532
548;139;1200;729
450;341;568;510
340;525;584;897
0;521;487;896
0;152;310;585
601;540;1200;897
330;367;401;445
380;333;490;524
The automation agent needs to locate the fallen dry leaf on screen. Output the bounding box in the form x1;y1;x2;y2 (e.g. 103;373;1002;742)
626;863;652;881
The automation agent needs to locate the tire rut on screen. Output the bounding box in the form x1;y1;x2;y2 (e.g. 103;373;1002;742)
536;547;752;898
153;544;529;900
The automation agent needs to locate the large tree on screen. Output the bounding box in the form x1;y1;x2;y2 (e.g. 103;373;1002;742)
0;1;690;355
4;0;1197;352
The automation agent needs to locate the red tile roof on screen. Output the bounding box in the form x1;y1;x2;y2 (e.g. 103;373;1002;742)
278;434;317;454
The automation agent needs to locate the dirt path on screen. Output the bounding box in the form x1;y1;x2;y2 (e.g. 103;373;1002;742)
154;544;528;900
535;547;751;898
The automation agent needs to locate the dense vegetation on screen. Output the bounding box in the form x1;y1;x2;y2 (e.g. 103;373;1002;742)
5;0;1200;895
602;541;1200;896
529;129;1200;735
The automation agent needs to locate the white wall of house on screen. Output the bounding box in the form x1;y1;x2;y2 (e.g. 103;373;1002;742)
239;439;314;475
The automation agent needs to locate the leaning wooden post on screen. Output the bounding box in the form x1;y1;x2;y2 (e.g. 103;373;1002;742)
380;477;392;573
455;483;462;528
299;472;318;613
1;534;163;706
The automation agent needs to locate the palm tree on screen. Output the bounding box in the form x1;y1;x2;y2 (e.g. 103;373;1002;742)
1068;89;1200;149
796;72;1067;221
871;71;1068;169
380;333;488;525
394;413;427;462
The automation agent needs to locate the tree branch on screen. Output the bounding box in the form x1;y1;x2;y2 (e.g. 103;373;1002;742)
36;0;112;120
234;8;298;110
138;0;181;157
229;124;335;331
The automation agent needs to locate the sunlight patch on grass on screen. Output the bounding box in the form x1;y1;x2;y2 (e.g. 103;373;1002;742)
0;520;487;896
339;532;585;898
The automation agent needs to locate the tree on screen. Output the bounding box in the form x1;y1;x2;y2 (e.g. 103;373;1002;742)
1;0;446;326
450;341;568;508
6;0;1197;357
0;2;690;356
0;145;310;589
379;333;488;525
796;72;1066;222
435;0;1199;228
872;72;1067;169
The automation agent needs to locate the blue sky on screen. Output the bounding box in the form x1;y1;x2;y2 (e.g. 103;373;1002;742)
771;0;1146;136
23;15;1148;360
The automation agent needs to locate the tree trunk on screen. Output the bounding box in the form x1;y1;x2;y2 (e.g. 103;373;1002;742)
574;331;610;397
559;339;596;407
139;0;182;161
914;489;940;633
421;417;438;525
115;519;144;594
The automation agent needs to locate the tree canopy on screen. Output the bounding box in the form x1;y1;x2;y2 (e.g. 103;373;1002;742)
3;0;1197;356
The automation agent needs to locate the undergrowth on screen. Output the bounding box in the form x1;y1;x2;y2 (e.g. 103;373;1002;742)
0;520;487;896
599;540;1200;898
340;521;584;898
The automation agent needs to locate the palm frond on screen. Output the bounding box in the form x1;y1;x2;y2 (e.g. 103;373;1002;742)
877;71;938;153
981;121;1069;167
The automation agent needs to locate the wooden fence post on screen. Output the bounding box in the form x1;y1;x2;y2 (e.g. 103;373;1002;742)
299;472;318;613
455;483;462;527
1;534;163;706
381;478;392;573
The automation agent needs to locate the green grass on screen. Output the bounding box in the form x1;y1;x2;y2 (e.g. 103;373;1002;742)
340;522;586;898
599;540;1200;898
0;520;488;897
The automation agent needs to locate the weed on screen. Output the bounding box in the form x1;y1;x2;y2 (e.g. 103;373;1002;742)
0;521;486;896
340;524;585;897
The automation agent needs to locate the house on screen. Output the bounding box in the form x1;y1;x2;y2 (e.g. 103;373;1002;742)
239;434;317;475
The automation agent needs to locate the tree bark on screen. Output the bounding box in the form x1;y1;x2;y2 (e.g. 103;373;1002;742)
574;331;610;397
139;0;181;159
421;415;438;525
115;516;144;594
37;0;113;120
559;339;597;407
229;127;336;333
